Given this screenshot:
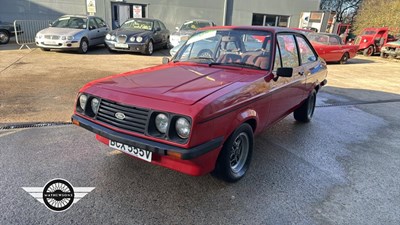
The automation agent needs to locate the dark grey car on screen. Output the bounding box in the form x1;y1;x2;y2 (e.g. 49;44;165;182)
0;21;22;44
105;18;170;55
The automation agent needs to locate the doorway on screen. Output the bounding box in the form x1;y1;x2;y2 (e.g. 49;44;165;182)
111;3;147;29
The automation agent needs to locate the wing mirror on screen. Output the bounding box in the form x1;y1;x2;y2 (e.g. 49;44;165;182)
89;25;96;30
276;67;293;77
175;27;180;32
155;27;161;32
162;57;170;64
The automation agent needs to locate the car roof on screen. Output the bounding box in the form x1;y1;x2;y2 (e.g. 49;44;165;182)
184;19;214;23
125;18;160;22
61;15;90;18
199;26;301;34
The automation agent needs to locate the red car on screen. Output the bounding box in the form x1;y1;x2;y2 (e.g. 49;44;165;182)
307;32;358;64
353;27;398;56
72;26;328;182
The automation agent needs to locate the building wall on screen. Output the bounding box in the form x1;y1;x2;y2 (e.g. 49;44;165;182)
0;0;320;31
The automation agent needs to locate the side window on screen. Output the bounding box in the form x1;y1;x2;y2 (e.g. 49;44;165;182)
295;36;317;64
95;18;107;28
273;44;282;71
154;21;161;31
329;36;340;45
159;21;166;30
277;34;299;68
88;18;98;29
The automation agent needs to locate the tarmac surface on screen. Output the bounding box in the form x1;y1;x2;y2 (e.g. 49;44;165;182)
1;41;400;224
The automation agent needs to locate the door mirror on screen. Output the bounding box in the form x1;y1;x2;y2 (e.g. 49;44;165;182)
49;23;52;27
155;27;161;32
175;27;180;32
162;57;170;64
89;25;96;30
276;67;293;77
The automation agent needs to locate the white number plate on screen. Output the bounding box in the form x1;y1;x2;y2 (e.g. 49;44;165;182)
115;43;129;48
44;41;56;45
109;140;152;162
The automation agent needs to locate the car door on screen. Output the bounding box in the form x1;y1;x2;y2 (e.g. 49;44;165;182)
267;34;304;125
87;18;101;46
295;35;321;95
152;21;163;47
326;35;343;61
94;17;109;43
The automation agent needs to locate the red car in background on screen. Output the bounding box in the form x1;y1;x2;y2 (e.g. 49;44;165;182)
72;26;327;182
307;32;358;64
353;27;398;56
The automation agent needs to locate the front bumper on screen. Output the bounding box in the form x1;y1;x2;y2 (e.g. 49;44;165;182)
71;114;223;160
35;38;80;49
105;41;146;52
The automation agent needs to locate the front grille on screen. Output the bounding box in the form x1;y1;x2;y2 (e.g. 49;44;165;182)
44;35;60;40
355;37;361;45
117;35;127;43
96;99;150;134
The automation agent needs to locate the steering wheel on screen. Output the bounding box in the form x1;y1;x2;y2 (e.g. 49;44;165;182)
197;49;214;58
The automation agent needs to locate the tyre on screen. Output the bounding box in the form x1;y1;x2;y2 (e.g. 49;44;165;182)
40;48;50;51
163;38;170;49
380;52;388;58
78;38;89;54
144;40;154;55
294;89;316;123
363;46;374;56
339;52;349;64
212;123;254;182
0;30;10;44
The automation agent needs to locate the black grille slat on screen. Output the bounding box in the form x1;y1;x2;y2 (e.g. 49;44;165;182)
101;101;149;115
95;99;150;135
98;108;147;125
99;105;148;119
97;113;146;129
97;117;145;133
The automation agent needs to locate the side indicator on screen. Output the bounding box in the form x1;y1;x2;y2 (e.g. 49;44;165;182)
72;119;80;126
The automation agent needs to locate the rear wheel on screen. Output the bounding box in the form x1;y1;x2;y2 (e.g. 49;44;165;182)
339;52;349;64
0;30;10;44
78;38;88;54
294;90;316;123
363;46;374;56
212;123;253;182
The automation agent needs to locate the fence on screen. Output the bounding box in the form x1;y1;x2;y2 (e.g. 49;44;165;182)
14;20;52;50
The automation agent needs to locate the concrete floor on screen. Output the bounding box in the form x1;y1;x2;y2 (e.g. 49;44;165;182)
1;43;400;224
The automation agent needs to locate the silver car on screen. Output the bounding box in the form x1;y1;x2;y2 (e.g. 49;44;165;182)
169;20;216;47
35;15;109;53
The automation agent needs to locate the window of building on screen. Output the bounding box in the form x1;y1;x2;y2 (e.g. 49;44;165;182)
252;14;290;27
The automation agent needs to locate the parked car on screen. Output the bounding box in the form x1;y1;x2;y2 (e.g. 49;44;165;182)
169;20;216;47
380;40;400;59
0;21;23;44
71;26;328;182
307;32;358;64
35;15;109;53
352;27;398;56
105;18;169;55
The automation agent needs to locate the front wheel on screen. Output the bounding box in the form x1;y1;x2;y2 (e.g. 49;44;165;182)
144;40;154;55
363;46;374;56
294;89;316;123
78;38;89;54
212;123;254;182
0;30;10;44
380;52;388;58
339;52;349;64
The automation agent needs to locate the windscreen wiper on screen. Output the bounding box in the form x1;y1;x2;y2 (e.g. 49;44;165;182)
208;62;262;70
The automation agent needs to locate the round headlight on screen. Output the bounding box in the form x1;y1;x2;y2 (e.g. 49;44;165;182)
129;36;135;42
175;117;191;139
79;94;88;110
111;35;116;41
155;113;169;134
91;98;100;114
106;34;111;40
136;36;143;42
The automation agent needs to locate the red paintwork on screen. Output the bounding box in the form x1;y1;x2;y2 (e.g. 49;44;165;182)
308;33;358;63
73;26;328;176
355;27;398;53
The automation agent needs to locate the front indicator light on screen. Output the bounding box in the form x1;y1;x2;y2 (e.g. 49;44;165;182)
155;113;169;133
79;94;88;110
175;117;191;139
91;98;100;114
167;151;182;159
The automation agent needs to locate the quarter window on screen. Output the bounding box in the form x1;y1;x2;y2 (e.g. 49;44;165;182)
95;18;107;28
277;34;299;68
88;18;98;29
295;36;317;64
273;44;282;71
